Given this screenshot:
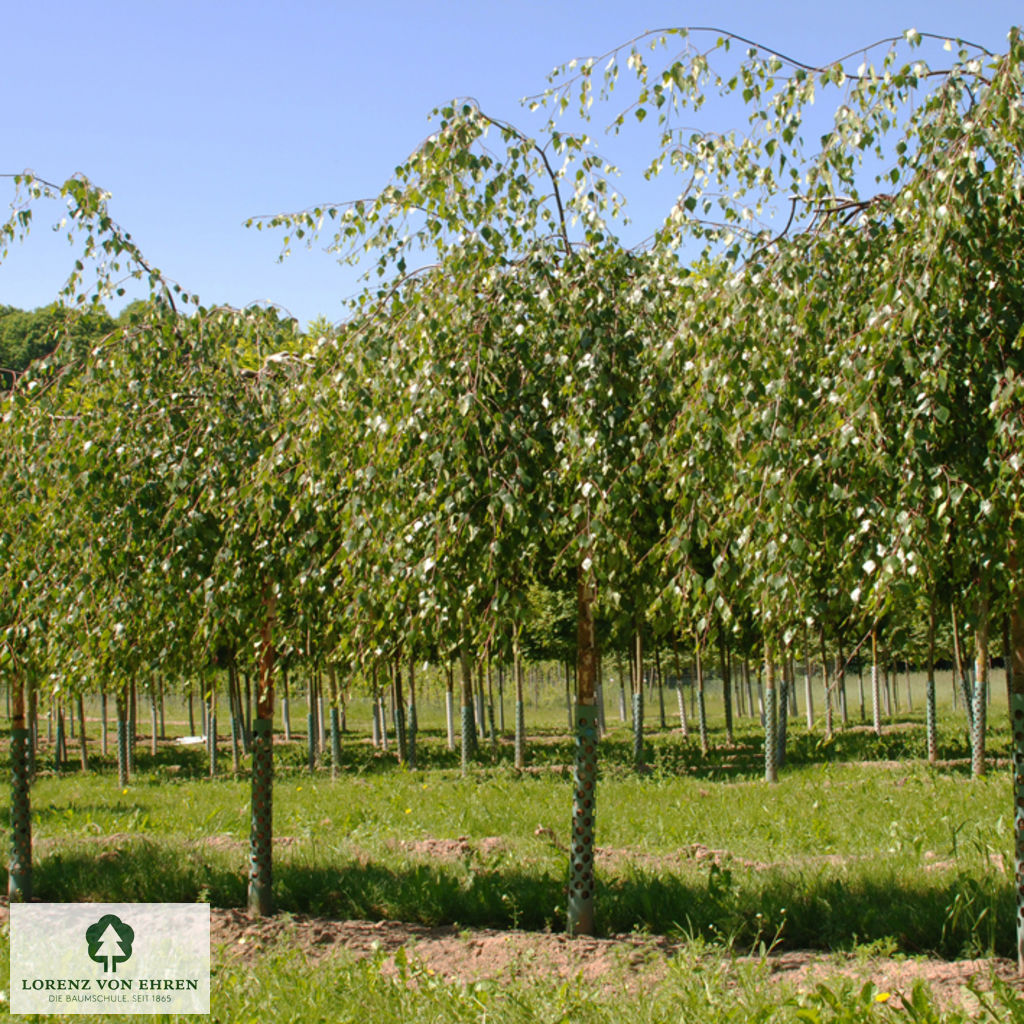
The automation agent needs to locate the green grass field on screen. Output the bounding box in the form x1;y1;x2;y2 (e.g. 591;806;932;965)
3;670;1023;1021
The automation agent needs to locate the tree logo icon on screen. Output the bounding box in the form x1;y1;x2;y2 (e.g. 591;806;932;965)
85;914;135;973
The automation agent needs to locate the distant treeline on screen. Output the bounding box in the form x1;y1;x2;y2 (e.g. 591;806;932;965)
0;302;136;388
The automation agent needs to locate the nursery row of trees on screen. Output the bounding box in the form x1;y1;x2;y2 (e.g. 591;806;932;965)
4;26;1024;956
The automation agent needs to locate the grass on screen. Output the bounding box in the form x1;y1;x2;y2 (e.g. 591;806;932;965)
2;710;1017;958
0;926;1020;1023
3;671;1022;1020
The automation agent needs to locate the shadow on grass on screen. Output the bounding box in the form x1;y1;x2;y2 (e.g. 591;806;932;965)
13;837;1013;960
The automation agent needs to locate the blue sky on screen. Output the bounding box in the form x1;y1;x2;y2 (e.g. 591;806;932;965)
4;0;1022;327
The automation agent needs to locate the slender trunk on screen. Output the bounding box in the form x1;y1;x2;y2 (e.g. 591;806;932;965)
445;662;455;752
514;638;526;770
476;662;487;743
952;606;975;731
568;566;598;937
1007;616;1015;720
926;605;938;765
836;636;849;727
208;678;217;778
1007;562;1024;973
743;658;753;723
764;637;778;783
820;630;834;741
596;656;606;739
407;658;418;767
307;671;317;772
9;671;32;900
858;661;866;723
54;701;64;772
565;660;573;735
187;683;195;738
617;652;627;723
460;647;477;771
101;683;108;756
328;664;342;777
77;694;88;772
655;647;667;731
484;656;495;749
317;674;326;753
244;670;253;748
973;591;989;779
803;627;815;731
393;655;408;767
632;627;645;770
378;671;389;752
719;634;733;745
229;663;241;776
282;665;291;743
370;668;381;748
158;677;166;740
128;676;136;775
248;596;276;917
695;640;708;757
497;662;506;735
671;637;689;739
776;653;790;769
871;628;883;737
149;684;157;757
116;686;129;787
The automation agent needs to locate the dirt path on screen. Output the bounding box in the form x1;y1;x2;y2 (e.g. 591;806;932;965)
208;906;1021;1010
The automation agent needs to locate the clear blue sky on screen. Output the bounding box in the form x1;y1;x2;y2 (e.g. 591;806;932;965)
4;0;1021;327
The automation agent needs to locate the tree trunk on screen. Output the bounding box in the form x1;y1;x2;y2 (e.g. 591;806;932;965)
328;664;342;777
803;628;815;731
445;662;455;752
655;646;667;731
307;671;318;772
248;597;276;917
776;653;790;769
1007;560;1024;974
764;638;778;784
568;566;598;937
695;639;709;757
116;686;130;787
632;627;645;770
926;605;938;765
497;662;506;735
393;655;408;767
208;678;217;778
973;591;989;779
871;628;883;737
460;647;477;771
514;638;526;770
617;652;627;723
231;663;243;775
671;638;689;738
407;657;418;767
281;665;291;743
9;671;32;900
820;630;834;740
77;694;88;772
719;634;733;745
101;683;109;756
952;605;975;732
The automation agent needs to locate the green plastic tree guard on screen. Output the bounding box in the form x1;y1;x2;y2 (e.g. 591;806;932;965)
567;704;598;936
248;718;274;916
9;727;32;900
